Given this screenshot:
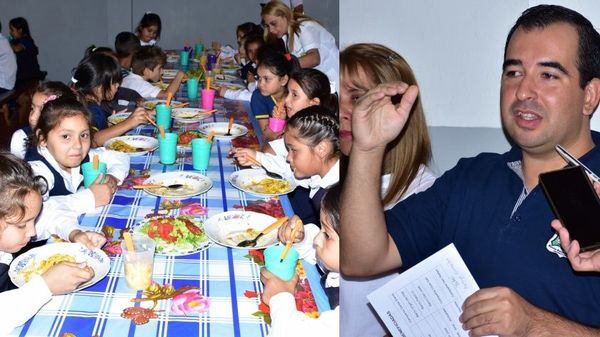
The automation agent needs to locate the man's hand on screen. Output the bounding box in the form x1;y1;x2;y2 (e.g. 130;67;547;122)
460;287;535;337
551;219;600;272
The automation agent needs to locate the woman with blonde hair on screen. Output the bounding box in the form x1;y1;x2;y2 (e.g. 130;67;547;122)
339;43;437;337
261;1;338;92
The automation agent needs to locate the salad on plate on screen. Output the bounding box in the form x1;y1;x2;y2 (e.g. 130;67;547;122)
135;215;211;255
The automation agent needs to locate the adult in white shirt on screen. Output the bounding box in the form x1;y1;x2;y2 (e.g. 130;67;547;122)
338;43;437;337
0;20;17;92
261;1;339;92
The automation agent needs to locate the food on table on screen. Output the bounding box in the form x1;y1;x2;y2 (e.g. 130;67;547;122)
225;228;260;246
177;131;202;145
186;68;204;80
107;140;144;153
137;216;208;254
243;177;291;194
19;253;76;282
144;102;158;110
110;117;127;124
124;261;153;290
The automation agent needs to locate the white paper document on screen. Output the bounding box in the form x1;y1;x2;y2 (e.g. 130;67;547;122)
367;243;480;337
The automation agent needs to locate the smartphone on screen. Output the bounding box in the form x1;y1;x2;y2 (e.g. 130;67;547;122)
539;166;600;252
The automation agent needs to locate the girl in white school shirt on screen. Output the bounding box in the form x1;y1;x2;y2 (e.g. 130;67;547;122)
0;152;97;335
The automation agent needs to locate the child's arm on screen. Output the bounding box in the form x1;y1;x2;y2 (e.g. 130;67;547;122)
0;275;52;334
0;262;95;334
157;71;187;99
92;107;149;147
9;128;28;159
260;269;339;337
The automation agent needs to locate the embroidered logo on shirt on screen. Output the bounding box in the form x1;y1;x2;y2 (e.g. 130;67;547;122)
546;233;566;258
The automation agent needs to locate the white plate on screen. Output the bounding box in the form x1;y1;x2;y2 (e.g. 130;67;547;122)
219;82;245;91
143;99;183;110
107;112;131;125
166;55;180;63
214;74;237;82
176;130;204;149
104;135;158;156
143;171;212;199
198;122;248;140
9;243;109;291
162;69;178;80
133;216;211;256
204;211;279;249
172;108;214;124
229;168;297;197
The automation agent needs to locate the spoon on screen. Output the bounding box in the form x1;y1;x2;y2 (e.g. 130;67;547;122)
133;183;184;190
244;155;285;180
225;116;234;136
237;216;289;248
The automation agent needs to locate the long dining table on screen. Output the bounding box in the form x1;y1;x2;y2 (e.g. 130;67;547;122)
8;69;330;337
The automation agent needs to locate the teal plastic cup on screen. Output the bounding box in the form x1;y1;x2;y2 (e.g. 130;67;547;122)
187;78;199;100
155;104;172;131
158;132;178;164
201;89;216;110
264;245;299;281
81;161;107;188
191;138;212;170
194;43;204;57
180;50;189;67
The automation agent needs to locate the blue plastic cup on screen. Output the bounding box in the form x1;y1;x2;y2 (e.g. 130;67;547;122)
180;50;189;67
264;245;299;281
155;104;172;131
81;161;107;188
158;132;178;164
191;138;212;170
187;78;199;100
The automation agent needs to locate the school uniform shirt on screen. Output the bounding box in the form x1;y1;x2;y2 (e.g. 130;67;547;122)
121;72;160;99
284;20;339;93
250;89;275;121
0;33;16;90
28;146;129;214
0;250;52;335
269;294;338;337
340;165;438;337
266;223;339;337
140;39;156;46
295;159;340;199
9;125;32;159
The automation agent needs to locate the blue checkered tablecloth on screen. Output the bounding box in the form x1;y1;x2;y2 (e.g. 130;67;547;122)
9;96;330;337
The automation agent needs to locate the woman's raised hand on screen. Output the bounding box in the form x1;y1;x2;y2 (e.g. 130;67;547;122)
351;82;418;153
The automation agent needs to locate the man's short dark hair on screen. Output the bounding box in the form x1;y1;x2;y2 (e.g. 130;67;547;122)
504;4;600;88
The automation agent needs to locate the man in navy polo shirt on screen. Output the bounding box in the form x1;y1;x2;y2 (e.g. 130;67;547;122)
341;5;600;337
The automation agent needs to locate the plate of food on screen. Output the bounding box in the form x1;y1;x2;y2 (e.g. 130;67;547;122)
198;122;248;140
107;112;131;125
214;74;237;82
133;215;211;255
172;108;214;124
142;171;212;199
104;135;158;156
229;168;296;197
162;69;178;80
143;99;182;111
204;211;279;249
9;242;109;291
221;83;245;91
153;80;168;90
177;130;204;149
